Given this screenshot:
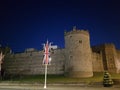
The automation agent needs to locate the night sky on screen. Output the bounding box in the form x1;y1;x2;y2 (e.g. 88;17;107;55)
0;0;120;52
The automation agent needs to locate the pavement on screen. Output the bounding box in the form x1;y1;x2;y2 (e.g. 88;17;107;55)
0;82;120;90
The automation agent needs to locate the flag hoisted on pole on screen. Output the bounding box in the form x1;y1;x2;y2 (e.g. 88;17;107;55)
43;40;52;89
43;40;51;65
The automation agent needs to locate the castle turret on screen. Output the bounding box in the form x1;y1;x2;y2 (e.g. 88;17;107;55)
64;27;93;77
92;43;118;73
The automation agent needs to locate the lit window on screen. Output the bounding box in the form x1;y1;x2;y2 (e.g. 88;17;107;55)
69;56;73;59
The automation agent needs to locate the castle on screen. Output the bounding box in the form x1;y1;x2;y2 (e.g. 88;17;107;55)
3;28;120;78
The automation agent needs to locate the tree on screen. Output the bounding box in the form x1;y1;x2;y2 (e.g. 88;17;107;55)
0;46;11;80
0;46;11;55
103;71;114;87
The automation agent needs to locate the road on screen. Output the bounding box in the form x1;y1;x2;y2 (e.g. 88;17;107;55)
0;85;119;90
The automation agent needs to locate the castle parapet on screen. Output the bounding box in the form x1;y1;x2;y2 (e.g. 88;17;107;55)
104;43;115;48
64;27;89;36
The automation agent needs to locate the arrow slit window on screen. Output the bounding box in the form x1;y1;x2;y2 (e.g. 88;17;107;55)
79;40;82;43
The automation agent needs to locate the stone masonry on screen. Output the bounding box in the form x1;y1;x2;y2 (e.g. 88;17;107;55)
3;27;120;78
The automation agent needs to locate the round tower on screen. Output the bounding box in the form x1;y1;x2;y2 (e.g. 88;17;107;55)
64;27;93;78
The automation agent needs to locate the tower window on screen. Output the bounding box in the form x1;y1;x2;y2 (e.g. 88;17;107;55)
79;40;82;43
70;36;72;38
69;56;73;59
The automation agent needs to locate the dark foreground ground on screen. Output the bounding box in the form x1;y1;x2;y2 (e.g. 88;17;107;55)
0;83;120;90
0;73;119;90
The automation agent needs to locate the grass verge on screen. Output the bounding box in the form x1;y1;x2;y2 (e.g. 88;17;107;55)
1;72;120;84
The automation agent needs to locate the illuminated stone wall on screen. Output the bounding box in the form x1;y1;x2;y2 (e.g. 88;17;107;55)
64;28;93;77
3;29;120;77
103;44;117;73
4;49;65;75
92;44;120;73
116;50;120;73
92;52;104;72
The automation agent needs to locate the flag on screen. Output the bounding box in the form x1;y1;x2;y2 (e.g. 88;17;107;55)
43;40;51;65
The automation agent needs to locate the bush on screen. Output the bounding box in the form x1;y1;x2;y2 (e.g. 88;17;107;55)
103;71;114;87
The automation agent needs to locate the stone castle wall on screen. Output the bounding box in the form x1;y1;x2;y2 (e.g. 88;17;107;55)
92;52;104;72
115;50;120;73
64;29;93;77
117;50;120;57
103;44;117;73
91;44;120;73
3;28;120;77
4;49;65;75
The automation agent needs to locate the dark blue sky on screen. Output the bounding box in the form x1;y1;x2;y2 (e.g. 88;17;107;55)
0;0;120;52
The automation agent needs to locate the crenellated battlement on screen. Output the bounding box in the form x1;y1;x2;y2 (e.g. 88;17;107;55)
64;27;89;36
104;43;115;48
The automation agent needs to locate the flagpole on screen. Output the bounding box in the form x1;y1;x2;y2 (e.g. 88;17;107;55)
44;64;47;89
